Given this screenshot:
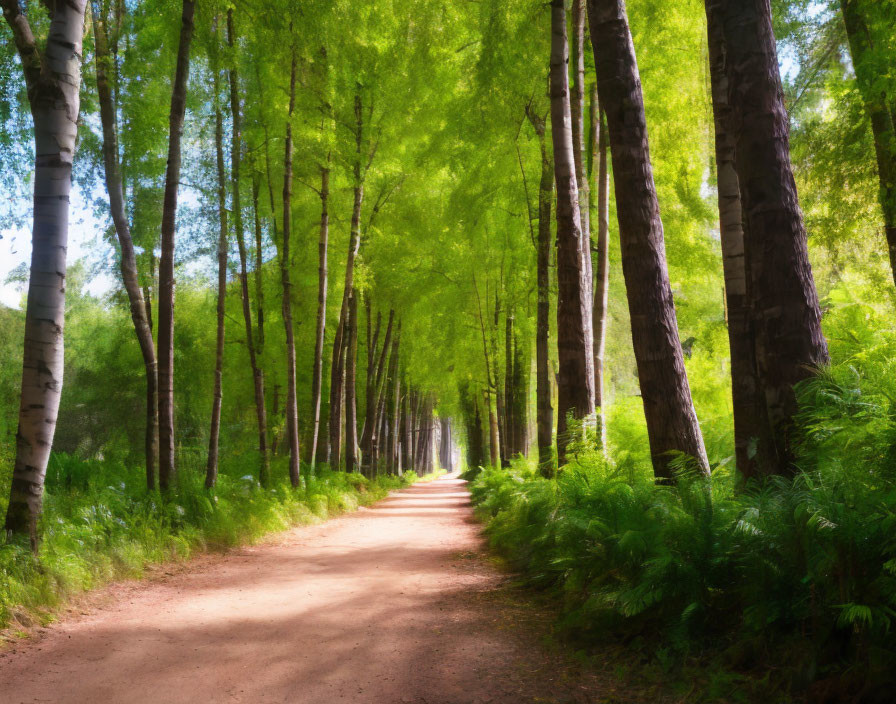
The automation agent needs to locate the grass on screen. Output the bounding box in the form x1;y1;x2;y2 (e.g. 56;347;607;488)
0;451;420;633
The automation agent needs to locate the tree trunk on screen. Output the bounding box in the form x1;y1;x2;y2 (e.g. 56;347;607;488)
345;289;360;473
486;391;500;468
526;108;555;476
366;311;395;475
281;48;301;487
205;60;227;490
228;10;269;486
2;0;87;543
551;0;595;466
840;0;896;288
705;0;766;480
511;329;529;458
328;91;366;469
91;0;158;491
252;178;265;350
389;341;402;473
402;388;412;473
717;0;829;475
157;0;196;492
571;0;593;309
309;163;330;469
587;0;708;480
503;314;515;459
590;87;610;449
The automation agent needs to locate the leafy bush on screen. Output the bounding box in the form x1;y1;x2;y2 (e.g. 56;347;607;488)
469;324;896;695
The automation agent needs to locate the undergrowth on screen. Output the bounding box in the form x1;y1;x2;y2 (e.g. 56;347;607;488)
469;305;896;702
0;454;417;633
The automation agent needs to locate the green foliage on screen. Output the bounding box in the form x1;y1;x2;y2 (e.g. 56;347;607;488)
0;453;414;631
470;321;896;692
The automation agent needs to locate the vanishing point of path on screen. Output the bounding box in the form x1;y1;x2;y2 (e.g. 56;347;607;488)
0;477;647;704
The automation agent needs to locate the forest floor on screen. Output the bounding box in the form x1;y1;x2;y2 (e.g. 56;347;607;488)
0;476;674;704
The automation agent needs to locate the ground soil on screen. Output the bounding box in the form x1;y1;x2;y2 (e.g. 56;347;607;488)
0;476;670;703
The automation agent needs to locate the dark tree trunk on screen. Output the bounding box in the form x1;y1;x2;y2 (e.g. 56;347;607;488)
401;387;412;473
206;59;227;490
571;0;593;309
839;0;896;288
388;332;401;472
526;108;555;476
551;0;595;467
587;0;708;480
281;49;301;487
717;0;829;475
511;330;529;458
345;289;360;473
157;0;196;491
227;10;269;486
503;314;515;459
252;179;265;350
309;163;330;469
705;0;766;480
91;0;158;490
590;86;610;448
2;0;87;542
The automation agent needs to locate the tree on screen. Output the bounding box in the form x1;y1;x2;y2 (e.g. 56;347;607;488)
587;0;709;480
90;0;159;490
590;86;610;447
717;0;829;475
157;0;196;491
1;0;88;543
551;0;595;466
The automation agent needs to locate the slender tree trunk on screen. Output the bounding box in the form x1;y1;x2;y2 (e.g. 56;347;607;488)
503;314;515;459
571;0;593;312
511;330;529;458
587;0;708;480
252;179;265;349
716;0;829;475
551;0;595;466
157;0;196;491
281;48;301;487
2;0;87;543
365;311;394;475
486;391;500;467
205;61;227;490
705;0;766;480
91;0;158;490
591;88;610;448
839;0;896;288
345;289;360;473
228;10;269;486
329;92;366;469
526;109;555;476
389;340;401;473
309;163;330;469
402;387;412;472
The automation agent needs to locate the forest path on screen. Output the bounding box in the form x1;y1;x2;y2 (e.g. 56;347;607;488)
0;476;648;703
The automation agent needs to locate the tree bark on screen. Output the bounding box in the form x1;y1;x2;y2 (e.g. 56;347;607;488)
551;0;595;466
571;0;593;311
328;91;366;469
252;178;265;350
2;0;87;543
227;10;269;486
705;0;766;480
364;310;394;475
309;163;330;469
90;0;158;491
839;0;896;288
590;86;610;449
157;0;196;492
486;390;500;468
205;55;227;490
526;108;555;476
587;0;708;480
344;289;360;473
281;48;301;487
717;0;829;475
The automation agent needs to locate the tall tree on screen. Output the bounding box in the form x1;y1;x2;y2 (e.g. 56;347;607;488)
590;86;611;447
309;162;330;469
205;40;228;490
839;0;896;288
90;0;159;490
550;0;595;465
157;0;196;491
587;0;709;480
705;0;766;479
525;107;555;475
2;0;88;543
344;289;360;473
228;9;269;486
716;0;829;475
281;46;301;487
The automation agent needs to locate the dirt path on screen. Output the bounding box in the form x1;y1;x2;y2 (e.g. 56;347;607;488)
0;476;641;704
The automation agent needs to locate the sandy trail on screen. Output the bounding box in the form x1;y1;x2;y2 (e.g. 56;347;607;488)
0;476;627;704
